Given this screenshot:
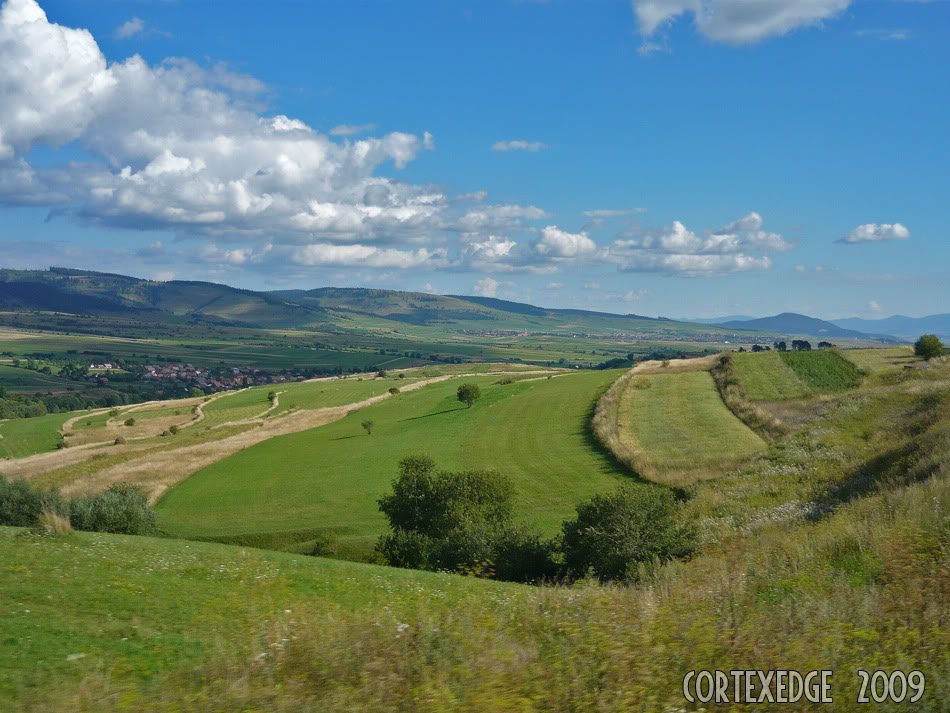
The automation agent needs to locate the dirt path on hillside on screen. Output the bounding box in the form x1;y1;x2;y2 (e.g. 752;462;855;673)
629;354;719;375
55;375;456;503
211;390;284;429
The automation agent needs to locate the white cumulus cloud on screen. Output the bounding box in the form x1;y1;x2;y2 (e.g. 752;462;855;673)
633;0;852;47
533;226;598;258
472;277;500;297
838;223;911;244
114;17;144;39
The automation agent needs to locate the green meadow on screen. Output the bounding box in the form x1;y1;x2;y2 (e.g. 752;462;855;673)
0;412;77;459
156;371;630;552
778;349;864;392
729;351;812;400
618;370;766;482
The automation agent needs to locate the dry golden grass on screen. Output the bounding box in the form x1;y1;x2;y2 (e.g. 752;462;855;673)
38;508;72;536
629;353;718;375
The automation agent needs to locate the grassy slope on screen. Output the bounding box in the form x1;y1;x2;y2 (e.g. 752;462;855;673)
618;371;766;482
779;349;864;392
156;371;629;548
0;412;77;459
4;364;950;711
842;346;916;374
730;351;811;400
0;364;69;392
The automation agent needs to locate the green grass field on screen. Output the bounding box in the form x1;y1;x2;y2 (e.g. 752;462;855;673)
0;364;69;392
779;349;864;392
0;412;78;459
841;346;916;374
156;371;630;551
729;351;812;400
618;371;766;481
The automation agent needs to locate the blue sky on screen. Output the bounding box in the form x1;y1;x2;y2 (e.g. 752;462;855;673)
0;0;946;319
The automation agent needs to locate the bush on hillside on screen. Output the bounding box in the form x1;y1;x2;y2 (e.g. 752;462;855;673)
169;424;179;435
124;417;136;427
69;483;158;536
561;484;694;583
376;455;556;582
914;334;946;361
361;419;375;435
457;383;481;408
0;475;67;526
388;386;400;395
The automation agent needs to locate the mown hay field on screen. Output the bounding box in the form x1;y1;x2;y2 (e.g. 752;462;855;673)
156;370;631;551
729;351;812;400
617;370;766;483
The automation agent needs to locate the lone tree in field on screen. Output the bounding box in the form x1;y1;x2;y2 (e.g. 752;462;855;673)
361;419;375;435
457;383;481;408
914;334;946;361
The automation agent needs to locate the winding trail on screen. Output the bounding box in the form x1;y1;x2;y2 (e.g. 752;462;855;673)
51;375;455;503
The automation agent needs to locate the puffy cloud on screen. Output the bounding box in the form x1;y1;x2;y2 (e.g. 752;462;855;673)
633;0;851;46
838;223;911;244
289;244;446;269
546;281;563;289
604;211;787;276
329;123;376;136
491;140;549;152
473;277;500;297
0;0;557;277
534;225;598;258
868;299;883;313
114;17;143;39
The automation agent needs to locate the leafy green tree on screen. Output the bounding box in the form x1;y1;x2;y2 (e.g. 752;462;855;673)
124;417;136;427
376;455;556;581
457;383;481;408
914;334;946;360
561;484;695;583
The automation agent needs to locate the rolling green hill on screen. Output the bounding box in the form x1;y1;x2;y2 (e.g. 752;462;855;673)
156;371;631;555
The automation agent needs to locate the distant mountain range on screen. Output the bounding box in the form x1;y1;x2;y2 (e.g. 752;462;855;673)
830;314;950;340
0;268;925;344
717;313;901;342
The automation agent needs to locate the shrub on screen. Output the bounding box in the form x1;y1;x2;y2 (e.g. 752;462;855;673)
561;483;695;583
361;419;375;435
169;424;179;435
399;373;405;379
309;531;338;557
267;391;277;402
376;370;388;378
124;417;136;427
495;378;514;385
388;386;400;395
0;476;67;526
376;456;551;582
114;436;127;445
914;334;946;361
69;483;158;536
457;383;481;408
55;440;66;449
109;408;119;418
661;359;670;368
